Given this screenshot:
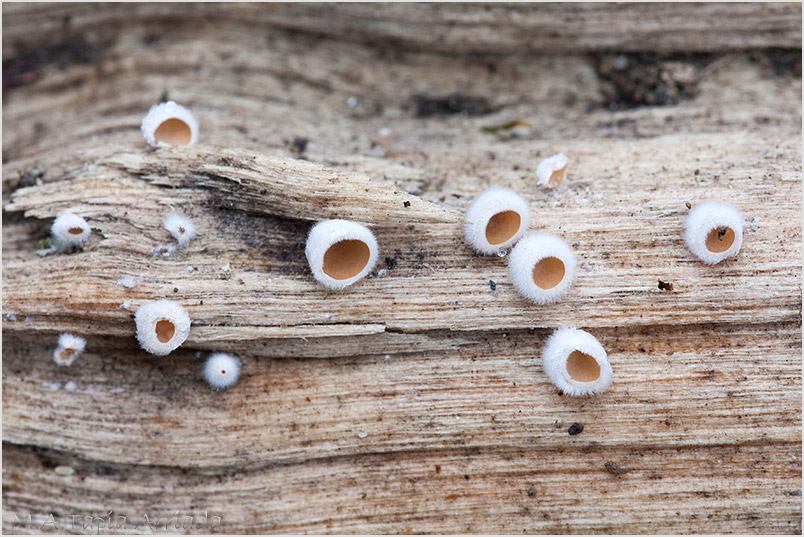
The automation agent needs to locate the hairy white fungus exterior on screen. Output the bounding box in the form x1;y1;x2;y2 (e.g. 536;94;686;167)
542;327;612;396
685;201;743;265
51;211;91;246
53;333;86;366
141;101;198;147
305;219;379;290
536;153;569;187
135;300;191;356
164;213;196;247
204;353;240;389
464;187;530;255
509;233;577;304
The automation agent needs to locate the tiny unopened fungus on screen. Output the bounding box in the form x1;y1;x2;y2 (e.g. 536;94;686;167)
163;213;196;247
204;353;240;389
53;333;86;367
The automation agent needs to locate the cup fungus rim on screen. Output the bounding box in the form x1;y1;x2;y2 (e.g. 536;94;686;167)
464;187;530;255
542;327;613;396
685;201;744;265
305;219;379;290
509;233;577;304
141;101;199;148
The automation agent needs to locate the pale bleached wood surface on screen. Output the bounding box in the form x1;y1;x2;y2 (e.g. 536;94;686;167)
2;3;801;534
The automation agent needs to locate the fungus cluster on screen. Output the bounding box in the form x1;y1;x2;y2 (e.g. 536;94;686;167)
463;187;578;305
455;155;745;396
34;101;748;400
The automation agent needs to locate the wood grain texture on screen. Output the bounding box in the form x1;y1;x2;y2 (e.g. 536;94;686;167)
2;2;800;56
2;3;801;534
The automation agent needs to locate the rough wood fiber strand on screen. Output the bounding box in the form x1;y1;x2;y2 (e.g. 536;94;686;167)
2;3;801;534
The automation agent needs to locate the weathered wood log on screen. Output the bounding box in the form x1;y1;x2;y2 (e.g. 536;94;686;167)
2;3;801;534
2;2;801;57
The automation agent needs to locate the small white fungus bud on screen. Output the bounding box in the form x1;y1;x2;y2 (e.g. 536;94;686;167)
536;153;569;187
203;353;240;389
464;187;531;255
509;233;577;304
305;219;379;290
141;101;199;147
51;211;91;246
163;213;196;247
134;300;191;356
542;327;613;396
53;333;86;366
684;201;744;265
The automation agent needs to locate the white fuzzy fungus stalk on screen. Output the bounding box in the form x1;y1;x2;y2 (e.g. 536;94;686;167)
53;333;86;366
509;233;577;304
203;353;240;389
141;101;199;147
135;300;191;356
305;219;379;290
51;211;91;246
684;201;744;265
542;327;612;396
536;153;569;187
163;213;196;247
464;187;530;255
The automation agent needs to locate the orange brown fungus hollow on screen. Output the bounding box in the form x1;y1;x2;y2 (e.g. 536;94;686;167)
322;240;370;280
485;211;521;245
705;227;735;253
153;118;192;146
532;257;565;289
566;351;601;382
59;348;75;362
68;227;84;235
155;319;176;343
548;166;566;188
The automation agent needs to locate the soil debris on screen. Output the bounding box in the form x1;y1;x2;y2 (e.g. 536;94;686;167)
568;423;584;436
604;461;629;475
413;93;495;117
596;53;710;109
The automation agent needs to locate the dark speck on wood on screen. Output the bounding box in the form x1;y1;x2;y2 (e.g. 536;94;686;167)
604;461;629;475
